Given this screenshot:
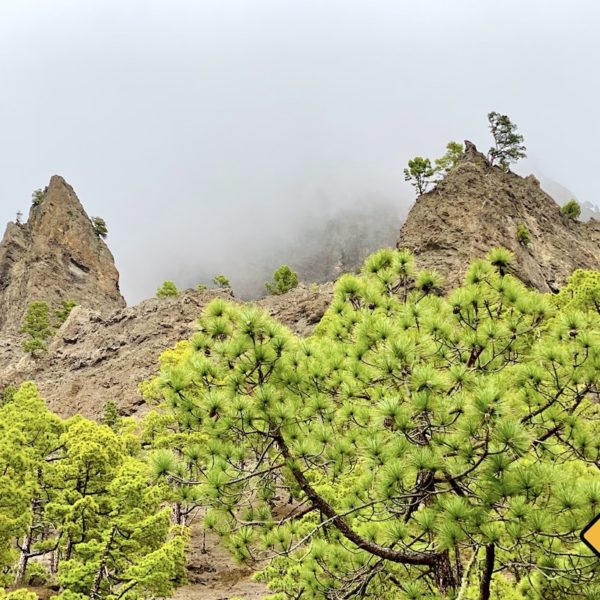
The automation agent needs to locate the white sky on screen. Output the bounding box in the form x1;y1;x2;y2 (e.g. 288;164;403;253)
0;0;598;303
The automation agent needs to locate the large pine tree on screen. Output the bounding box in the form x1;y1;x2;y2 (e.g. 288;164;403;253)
153;248;600;599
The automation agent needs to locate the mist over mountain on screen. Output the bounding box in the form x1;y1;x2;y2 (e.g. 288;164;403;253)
2;2;600;307
175;197;404;299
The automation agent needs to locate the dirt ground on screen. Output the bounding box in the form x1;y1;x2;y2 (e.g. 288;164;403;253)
173;519;268;600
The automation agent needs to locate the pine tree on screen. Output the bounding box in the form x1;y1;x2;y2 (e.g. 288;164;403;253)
55;300;77;327
561;199;581;221
157;281;179;298
212;275;230;288
265;265;299;295
0;384;187;597
154;247;600;599
31;189;44;207
0;383;63;586
516;223;531;245
434;141;463;174
101;400;121;430
55;457;186;599
21;301;53;354
91;216;108;239
487;112;527;170
556;269;600;314
404;156;435;195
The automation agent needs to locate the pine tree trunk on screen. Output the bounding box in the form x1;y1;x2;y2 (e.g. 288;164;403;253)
64;535;73;561
172;502;182;525
433;550;457;593
50;549;59;575
89;526;116;600
14;531;31;586
479;543;495;600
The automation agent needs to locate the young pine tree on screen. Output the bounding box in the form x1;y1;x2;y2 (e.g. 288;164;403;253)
561;199;581;221
21;301;53;355
434;141;463;175
91;216;108;239
157;281;179;298
265;265;299;295
212;274;230;288
404;156;435;195
516;223;531;245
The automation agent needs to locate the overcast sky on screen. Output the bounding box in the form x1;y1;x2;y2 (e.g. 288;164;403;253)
1;1;598;303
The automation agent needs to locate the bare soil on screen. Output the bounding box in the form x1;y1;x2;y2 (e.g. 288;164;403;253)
173;520;267;600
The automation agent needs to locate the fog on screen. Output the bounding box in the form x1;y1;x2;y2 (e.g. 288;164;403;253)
0;1;598;303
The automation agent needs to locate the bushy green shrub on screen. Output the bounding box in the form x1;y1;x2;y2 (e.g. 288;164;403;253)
156;280;179;298
102;400;121;430
561;199;581;221
516;223;531;245
55;299;77;326
556;269;600;314
21;301;52;355
0;385;17;406
212;274;230;288
265;265;299;295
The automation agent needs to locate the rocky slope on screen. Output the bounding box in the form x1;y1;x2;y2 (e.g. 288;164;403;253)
0;176;125;332
0;177;332;418
397;142;600;292
0;283;333;418
2;157;600;420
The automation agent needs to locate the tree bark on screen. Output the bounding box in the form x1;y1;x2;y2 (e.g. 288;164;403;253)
434;550;457;593
14;531;31;586
479;543;495;600
89;526;116;600
273;431;438;567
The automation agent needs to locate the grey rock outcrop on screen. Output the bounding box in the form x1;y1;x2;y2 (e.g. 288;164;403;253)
397;142;600;292
0;175;125;333
0;284;334;418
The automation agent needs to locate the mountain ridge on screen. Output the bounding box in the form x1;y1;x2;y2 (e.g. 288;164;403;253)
1;153;600;418
397;141;600;292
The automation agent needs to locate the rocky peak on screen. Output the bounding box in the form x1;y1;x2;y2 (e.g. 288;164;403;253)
0;176;125;334
397;142;600;292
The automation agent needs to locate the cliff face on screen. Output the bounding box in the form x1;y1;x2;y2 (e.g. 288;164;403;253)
397;142;600;292
0;175;125;333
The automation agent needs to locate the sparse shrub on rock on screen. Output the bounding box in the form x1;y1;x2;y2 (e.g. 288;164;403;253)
91;216;108;239
212;274;230;288
516;223;531;245
561;199;581;221
156;280;179;298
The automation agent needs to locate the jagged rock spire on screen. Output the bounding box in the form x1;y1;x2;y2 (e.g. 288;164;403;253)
0;176;125;333
397;143;600;292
